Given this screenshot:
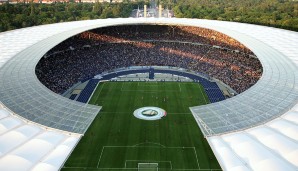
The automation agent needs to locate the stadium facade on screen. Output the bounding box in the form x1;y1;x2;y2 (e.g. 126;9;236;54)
0;18;298;170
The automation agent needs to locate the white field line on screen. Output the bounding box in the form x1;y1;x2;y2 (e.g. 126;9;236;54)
87;81;100;104
139;84;159;86
124;160;173;170
171;169;222;171
193;147;201;169
121;89;176;92
169;113;192;115
133;142;166;147
64;167;138;170
97;146;198;169
126;160;171;162
103;145;195;149
93;82;105;104
63;167;221;170
178;83;182;92
122;82;177;92
99;112;191;114
198;84;208;104
96;146;105;168
99;112;192;116
121;81;125;91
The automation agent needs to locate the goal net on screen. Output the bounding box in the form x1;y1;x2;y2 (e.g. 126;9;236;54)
138;163;158;171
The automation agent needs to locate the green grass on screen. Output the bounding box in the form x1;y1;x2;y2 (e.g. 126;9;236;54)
62;82;222;171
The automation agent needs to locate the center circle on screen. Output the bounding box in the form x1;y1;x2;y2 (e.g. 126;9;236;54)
134;107;166;120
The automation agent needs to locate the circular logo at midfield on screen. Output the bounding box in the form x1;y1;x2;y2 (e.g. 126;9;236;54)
141;109;158;117
134;107;166;120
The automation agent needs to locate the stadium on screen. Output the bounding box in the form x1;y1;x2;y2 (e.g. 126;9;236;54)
0;18;298;171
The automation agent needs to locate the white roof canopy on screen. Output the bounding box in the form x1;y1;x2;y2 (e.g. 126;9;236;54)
0;18;298;170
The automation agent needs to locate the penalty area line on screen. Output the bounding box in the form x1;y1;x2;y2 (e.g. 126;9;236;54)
103;145;166;148
193;147;200;169
96;146;105;168
198;85;208;104
179;83;182;92
93;82;105;104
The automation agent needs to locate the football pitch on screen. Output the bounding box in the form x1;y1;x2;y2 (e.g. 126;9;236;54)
62;82;222;171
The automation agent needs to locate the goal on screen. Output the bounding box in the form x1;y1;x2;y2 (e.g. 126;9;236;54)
138;163;158;171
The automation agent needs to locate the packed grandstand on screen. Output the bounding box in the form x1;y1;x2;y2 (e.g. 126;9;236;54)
36;25;262;95
1;18;298;171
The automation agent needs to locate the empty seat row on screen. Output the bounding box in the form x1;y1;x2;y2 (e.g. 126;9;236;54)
76;79;100;103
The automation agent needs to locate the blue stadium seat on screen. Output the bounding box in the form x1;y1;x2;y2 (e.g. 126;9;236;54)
76;79;100;103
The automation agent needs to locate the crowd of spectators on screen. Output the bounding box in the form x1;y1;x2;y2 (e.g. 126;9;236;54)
79;25;252;54
36;25;262;94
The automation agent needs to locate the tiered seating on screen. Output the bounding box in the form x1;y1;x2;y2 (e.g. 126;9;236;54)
200;80;219;89
76;79;99;103
203;82;225;103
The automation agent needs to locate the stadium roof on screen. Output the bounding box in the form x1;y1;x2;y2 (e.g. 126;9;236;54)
0;24;101;134
190;25;298;136
0;18;298;170
0;106;81;171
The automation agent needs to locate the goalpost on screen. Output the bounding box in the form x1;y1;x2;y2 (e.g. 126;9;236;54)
138;163;158;171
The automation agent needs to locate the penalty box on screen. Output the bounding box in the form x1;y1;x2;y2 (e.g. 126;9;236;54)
97;146;200;169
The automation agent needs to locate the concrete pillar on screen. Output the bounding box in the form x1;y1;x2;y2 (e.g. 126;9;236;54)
159;5;162;18
144;5;147;18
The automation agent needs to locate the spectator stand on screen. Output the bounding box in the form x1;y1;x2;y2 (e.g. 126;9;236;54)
76;79;100;103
